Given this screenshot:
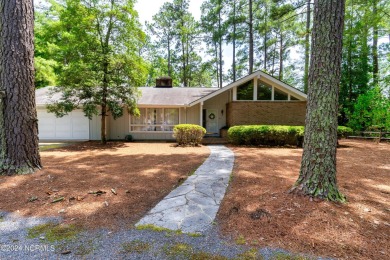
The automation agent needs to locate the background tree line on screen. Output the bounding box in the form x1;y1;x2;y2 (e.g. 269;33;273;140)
35;0;390;131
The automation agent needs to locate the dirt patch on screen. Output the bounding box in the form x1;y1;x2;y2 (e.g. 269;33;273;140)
0;142;209;230
218;140;390;259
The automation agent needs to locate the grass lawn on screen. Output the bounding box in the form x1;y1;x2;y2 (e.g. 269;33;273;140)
218;139;390;259
0;142;209;229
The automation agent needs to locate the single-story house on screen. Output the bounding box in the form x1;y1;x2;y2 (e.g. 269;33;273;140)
35;70;307;141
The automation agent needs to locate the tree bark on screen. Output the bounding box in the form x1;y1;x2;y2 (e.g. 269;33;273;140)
0;0;42;175
248;0;254;74
218;0;223;89
372;0;379;85
303;0;311;93
263;3;268;71
214;42;220;88
291;0;346;202
168;34;171;77
279;30;283;80
232;0;237;82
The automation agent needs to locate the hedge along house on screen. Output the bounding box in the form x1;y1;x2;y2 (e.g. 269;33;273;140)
35;71;307;141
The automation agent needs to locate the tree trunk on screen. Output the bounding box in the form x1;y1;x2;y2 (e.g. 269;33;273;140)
372;0;378;85
218;2;223;89
232;0;237;82
249;0;253;74
0;0;42;175
303;0;311;93
182;37;187;87
168;34;171;77
291;0;346;202
101;59;109;145
215;42;220;88
279;30;283;81
263;3;268;71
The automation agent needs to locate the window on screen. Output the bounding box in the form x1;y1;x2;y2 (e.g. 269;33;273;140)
290;96;299;101
237;81;254;100
130;108;179;132
274;88;288;100
257;81;272;100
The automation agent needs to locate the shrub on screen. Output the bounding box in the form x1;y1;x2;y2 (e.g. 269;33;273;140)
337;126;353;138
173;124;206;146
228;125;353;147
228;125;304;146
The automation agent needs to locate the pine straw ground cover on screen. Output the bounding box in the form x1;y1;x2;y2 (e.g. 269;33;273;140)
0;142;209;230
218;139;390;260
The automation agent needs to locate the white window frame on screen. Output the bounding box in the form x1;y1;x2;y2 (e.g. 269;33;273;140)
129;107;180;133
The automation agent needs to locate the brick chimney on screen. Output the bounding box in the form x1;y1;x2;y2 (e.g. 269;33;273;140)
156;76;173;88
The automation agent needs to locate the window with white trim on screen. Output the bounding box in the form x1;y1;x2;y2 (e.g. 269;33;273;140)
130;108;179;132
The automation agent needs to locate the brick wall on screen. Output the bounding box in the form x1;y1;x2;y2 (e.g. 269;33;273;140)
227;101;306;126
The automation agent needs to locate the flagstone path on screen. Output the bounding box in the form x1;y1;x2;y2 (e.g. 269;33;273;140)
136;145;234;233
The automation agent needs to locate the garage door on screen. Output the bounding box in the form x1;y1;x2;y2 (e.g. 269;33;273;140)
37;109;90;140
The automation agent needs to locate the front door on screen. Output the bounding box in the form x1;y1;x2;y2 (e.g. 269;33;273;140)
206;109;218;134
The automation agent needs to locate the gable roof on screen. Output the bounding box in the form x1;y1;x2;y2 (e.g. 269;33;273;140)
137;87;217;107
36;87;63;106
35;86;219;107
188;70;307;106
35;71;306;107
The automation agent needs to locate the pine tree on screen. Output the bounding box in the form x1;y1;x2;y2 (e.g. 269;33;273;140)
0;0;42;175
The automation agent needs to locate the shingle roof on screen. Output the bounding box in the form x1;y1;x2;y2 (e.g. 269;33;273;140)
137;87;217;106
36;87;63;105
35;86;219;106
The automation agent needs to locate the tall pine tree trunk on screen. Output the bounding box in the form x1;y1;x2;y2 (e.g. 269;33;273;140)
279;29;283;80
249;0;254;74
263;4;268;71
303;0;311;93
0;0;41;175
214;42;220;88
218;2;223;89
291;0;346;202
372;0;379;85
232;0;237;82
168;35;172;77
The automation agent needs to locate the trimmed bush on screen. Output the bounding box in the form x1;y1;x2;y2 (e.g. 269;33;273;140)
228;125;353;147
337;126;354;138
228;125;304;146
173;124;206;146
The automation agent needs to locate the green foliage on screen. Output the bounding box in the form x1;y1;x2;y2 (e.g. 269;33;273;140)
146;0;214;87
35;0;148;142
337;126;354;138
347;87;390;131
35;57;58;88
173;124;206;146
339;0;390;125
228;125;353;146
228;125;305;146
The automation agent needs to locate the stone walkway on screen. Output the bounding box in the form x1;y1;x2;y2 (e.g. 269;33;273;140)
136;145;234;234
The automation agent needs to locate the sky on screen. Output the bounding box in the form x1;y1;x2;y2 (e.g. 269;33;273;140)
134;0;204;24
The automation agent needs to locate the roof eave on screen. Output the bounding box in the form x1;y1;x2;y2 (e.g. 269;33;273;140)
188;70;307;107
